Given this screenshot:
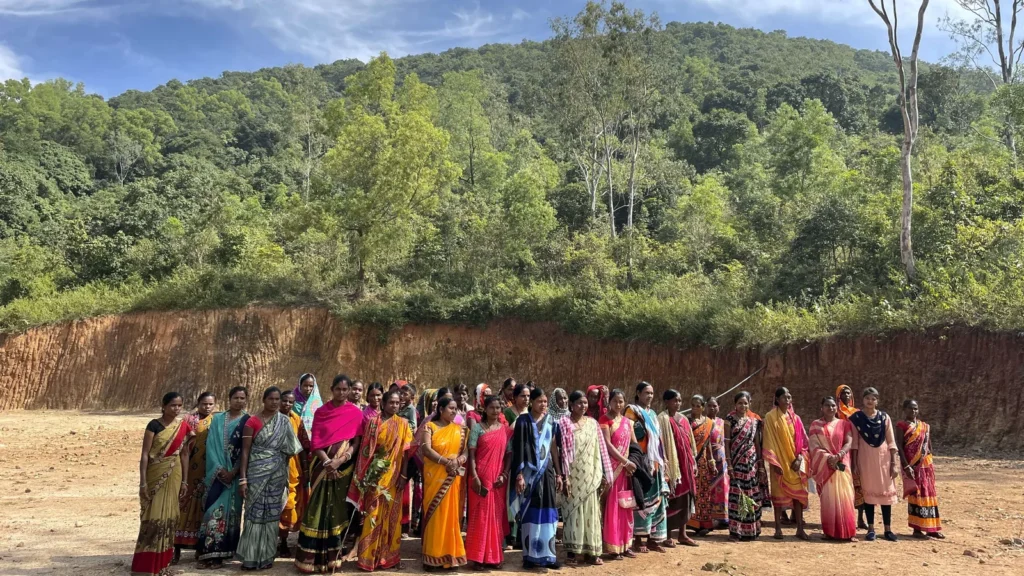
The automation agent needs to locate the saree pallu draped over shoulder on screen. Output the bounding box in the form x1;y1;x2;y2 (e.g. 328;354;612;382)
898;420;942;534
176;413;212;548
422;421;468;568
510;413;559;567
762;407;809;510
349;415;413;572
280;411;305;533
466;422;513;566
659;411;697;532
131;419;191;576
198;412;249;562
600;415;634;554
237;413;302;570
560;417;606;558
688;417;729;531
625;405;668;541
726;413;768;539
809;418;856;540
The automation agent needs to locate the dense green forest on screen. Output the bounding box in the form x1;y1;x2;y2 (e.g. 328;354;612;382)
1;2;1022;347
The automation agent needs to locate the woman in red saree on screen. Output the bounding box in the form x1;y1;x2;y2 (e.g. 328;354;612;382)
809;397;857;541
466;395;513;568
658;389;698;547
896;399;944;539
132;392;192;576
688;395;729;535
599;389;637;559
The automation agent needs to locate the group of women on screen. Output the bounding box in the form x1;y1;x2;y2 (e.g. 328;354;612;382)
131;377;944;576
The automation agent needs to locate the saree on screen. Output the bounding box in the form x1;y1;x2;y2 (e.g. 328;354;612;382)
237;413;302;569
599;415;634;554
625;405;668;540
422;421;468;568
348;415;413;572
175;413;212;548
198;412;249;561
131;418;192;576
762;407;809;510
509;413;559;567
466;421;513;565
809;418;856;540
835;386;856;420
279;411;305;532
561;417;607;557
726;412;767;538
897;420;942;534
295;401;364;574
688;417;729;530
659;411;697;531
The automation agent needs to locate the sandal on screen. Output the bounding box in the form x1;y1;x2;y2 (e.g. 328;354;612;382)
622;549;637;558
632;544;649;554
678;537;699;547
588;557;604;566
930;532;946;540
696;528;711;537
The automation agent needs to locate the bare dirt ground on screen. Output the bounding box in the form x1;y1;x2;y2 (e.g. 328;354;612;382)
1;411;1022;576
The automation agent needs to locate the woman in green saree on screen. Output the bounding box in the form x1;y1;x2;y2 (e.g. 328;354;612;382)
197;386;250;568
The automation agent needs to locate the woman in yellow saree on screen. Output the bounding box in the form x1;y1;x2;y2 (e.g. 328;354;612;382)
419;397;468;570
762;387;809;541
132;392;192;576
348;390;413;571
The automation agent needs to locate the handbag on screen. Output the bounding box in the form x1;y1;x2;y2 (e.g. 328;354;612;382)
617;489;637;510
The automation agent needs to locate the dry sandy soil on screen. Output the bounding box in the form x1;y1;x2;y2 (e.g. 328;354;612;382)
1;411;1022;576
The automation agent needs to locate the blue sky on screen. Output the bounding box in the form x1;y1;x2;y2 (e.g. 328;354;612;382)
0;0;971;98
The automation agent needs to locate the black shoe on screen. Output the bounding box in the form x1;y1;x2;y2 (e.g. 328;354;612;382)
884;531;899;542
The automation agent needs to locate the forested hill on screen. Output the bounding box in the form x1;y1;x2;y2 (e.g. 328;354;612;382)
0;4;1018;347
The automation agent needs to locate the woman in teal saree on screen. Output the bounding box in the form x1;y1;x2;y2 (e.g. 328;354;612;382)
197;386;250;568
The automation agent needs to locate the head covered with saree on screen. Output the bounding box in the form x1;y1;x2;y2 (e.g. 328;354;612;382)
586;385;607;419
835;385;856;419
293;373;323;436
474;383;491;412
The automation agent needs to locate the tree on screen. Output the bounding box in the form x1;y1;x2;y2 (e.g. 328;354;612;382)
868;0;930;281
108;131;143;186
942;1;1024;154
321;53;458;293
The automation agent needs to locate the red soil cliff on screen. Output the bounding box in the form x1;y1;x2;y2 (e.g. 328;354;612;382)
0;307;1019;449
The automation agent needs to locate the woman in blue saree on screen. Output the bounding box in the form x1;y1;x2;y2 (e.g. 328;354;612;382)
237;387;303;570
197;386;250;568
510;388;564;570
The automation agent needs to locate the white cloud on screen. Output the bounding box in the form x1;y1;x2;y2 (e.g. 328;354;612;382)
0;43;26;81
0;0;103;17
182;0;507;62
512;8;530;22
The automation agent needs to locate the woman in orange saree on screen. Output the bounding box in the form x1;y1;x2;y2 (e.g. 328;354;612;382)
132;392;192;576
278;389;304;556
419;397;468;569
896;399;944;539
348;390;413;571
688;395;729;535
809;397;857;541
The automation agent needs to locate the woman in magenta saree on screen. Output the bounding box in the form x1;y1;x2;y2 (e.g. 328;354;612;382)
599;389;637;559
809;397;857;541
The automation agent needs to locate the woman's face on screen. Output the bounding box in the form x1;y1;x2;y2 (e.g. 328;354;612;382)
666;396;681;413
515;388;530;410
555;393;569;410
503;381;516;399
609;394;624;416
280;393;295;414
383;394;401;417
587;388;600;405
229;392;247;412
263;391;281;413
706;399;720;419
332;382;349;403
735;396;750;414
197;395;216;418
863;394;879;410
350;382;364;404
571;396;588;418
367;388;383;409
457;389;469;407
300;378;315;398
821;399;837;419
441;402;457;423
485;400;503;422
840;388;852;404
163;396;183;419
904;401;919;421
638;385;654;407
690;398;704;418
531;394;548;416
776;390;792;411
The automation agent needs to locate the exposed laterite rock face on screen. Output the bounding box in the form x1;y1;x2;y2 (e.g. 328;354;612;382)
1;307;1019;449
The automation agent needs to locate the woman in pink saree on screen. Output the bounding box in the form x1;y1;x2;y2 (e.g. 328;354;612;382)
809;397;857;541
599;389;637;559
466;395;512;568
